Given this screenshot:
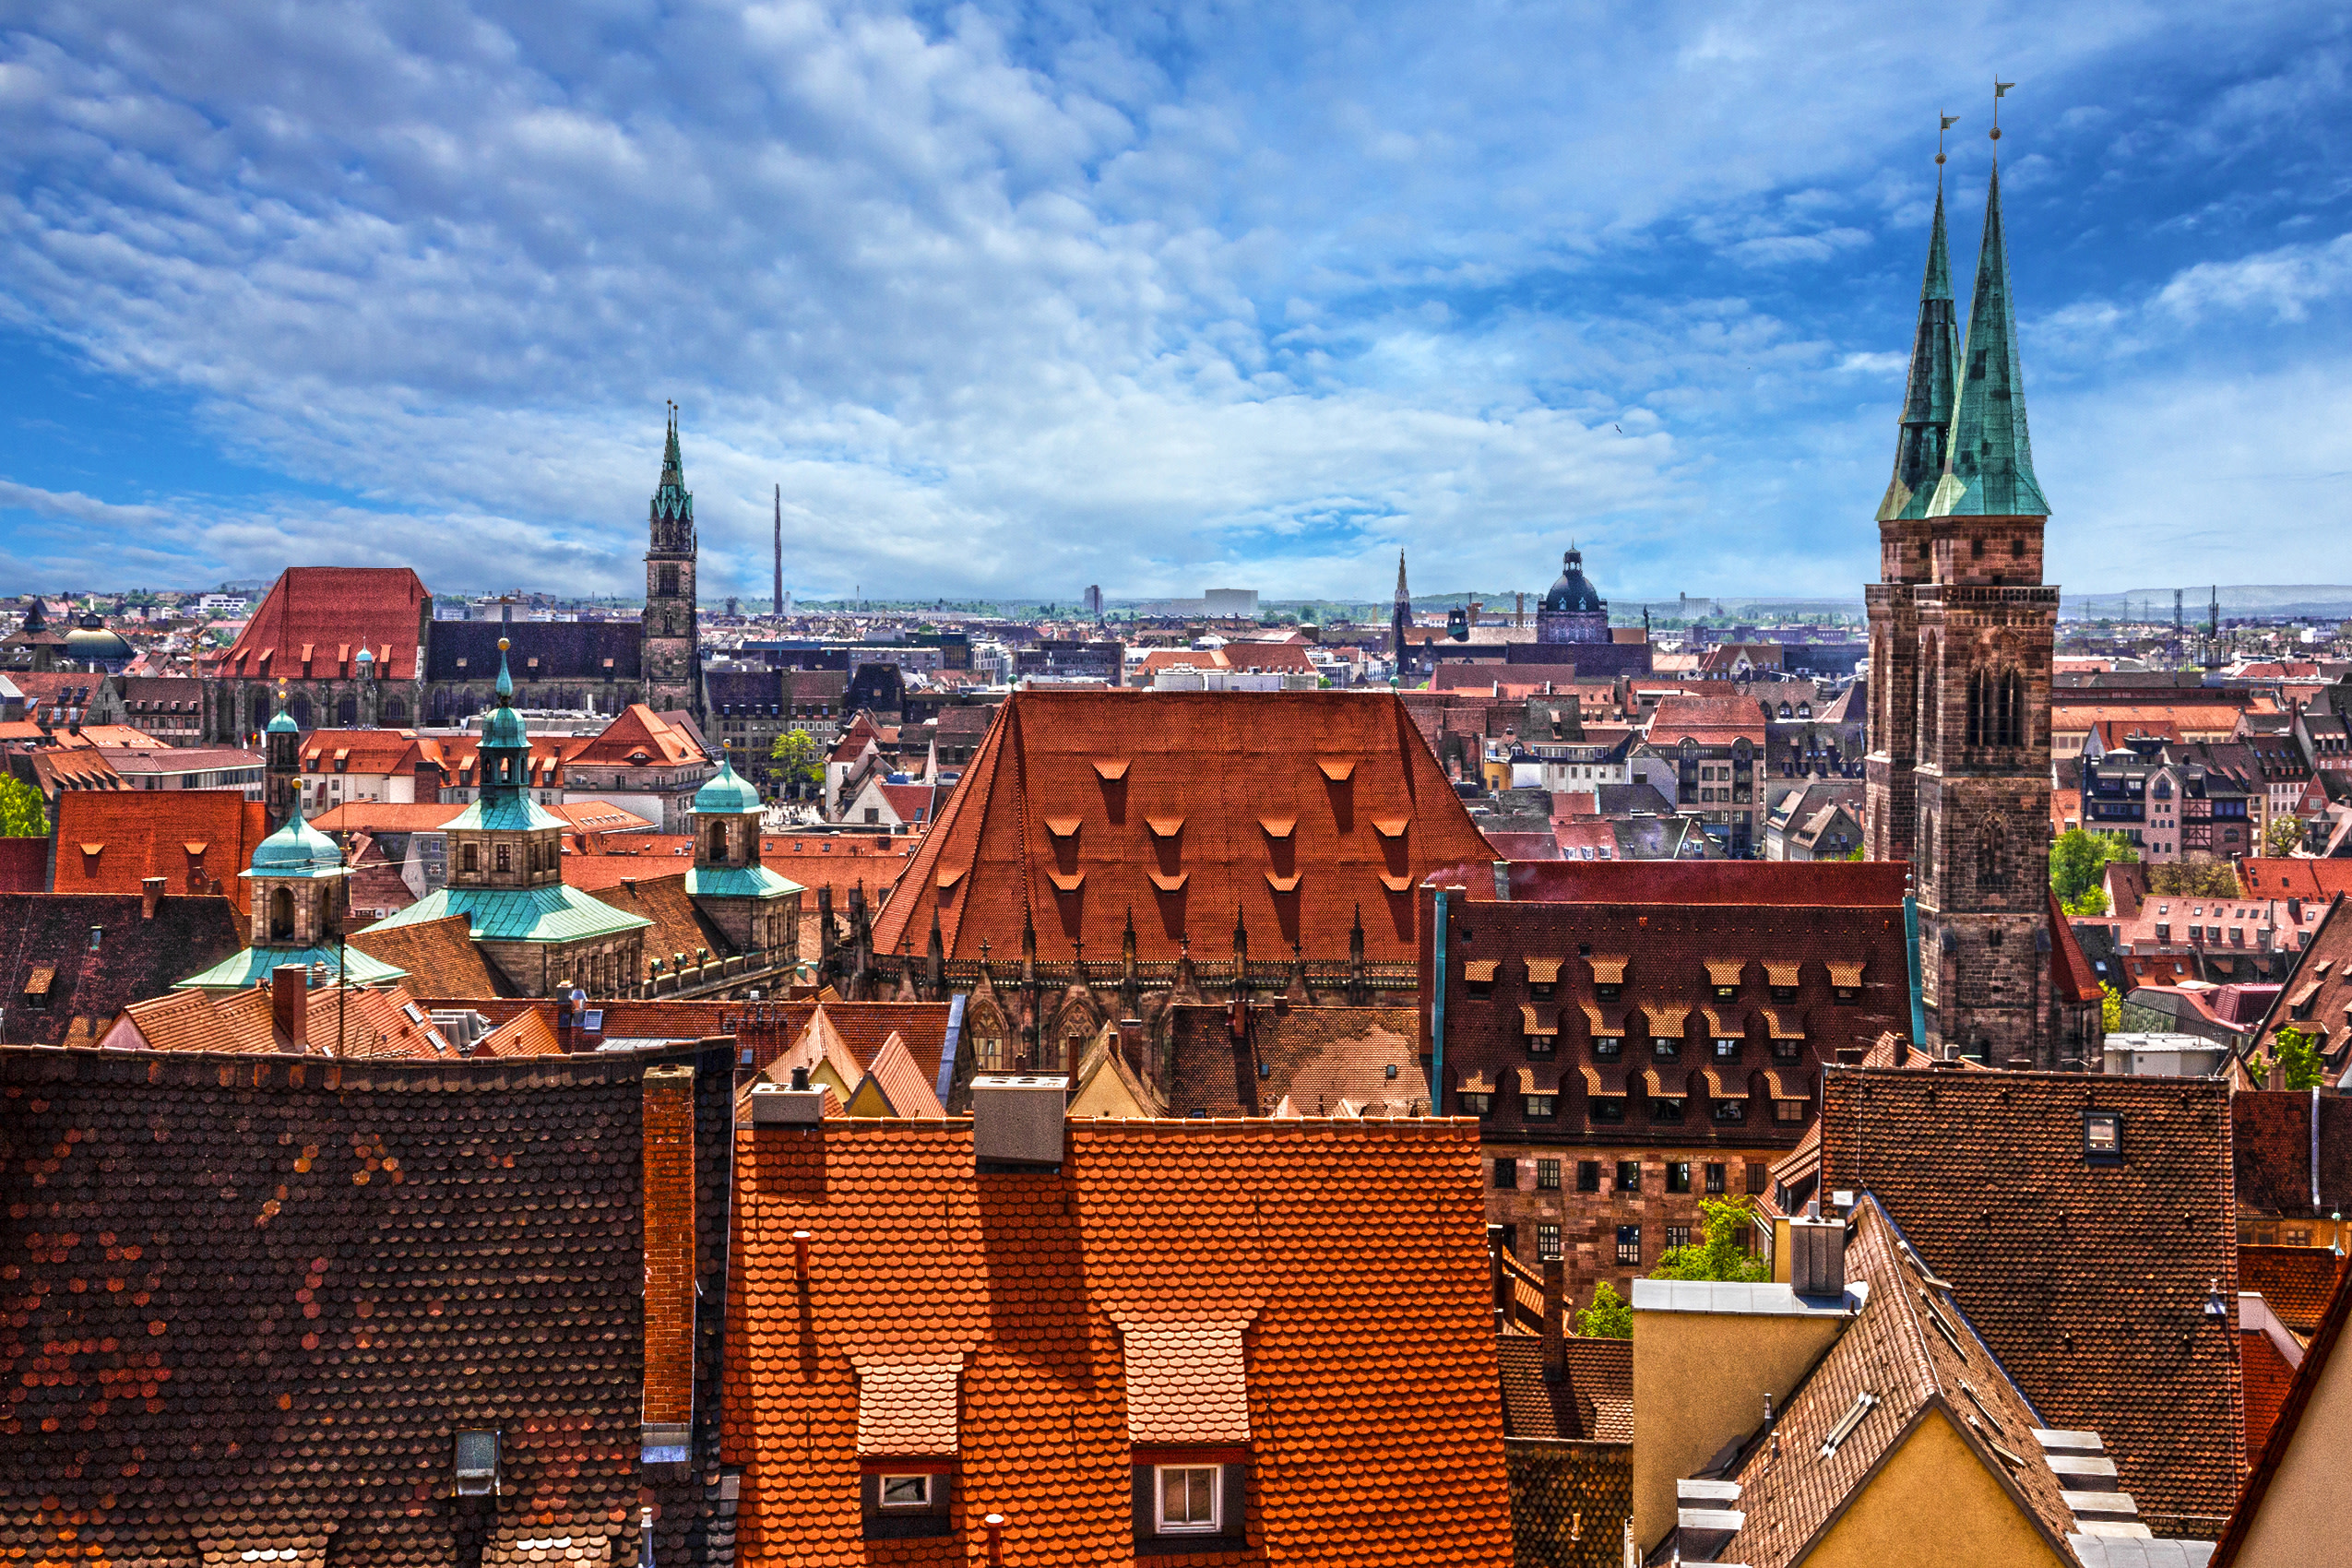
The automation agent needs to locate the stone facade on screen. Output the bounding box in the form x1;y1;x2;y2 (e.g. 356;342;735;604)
1482;1143;1782;1311
643;413;702;717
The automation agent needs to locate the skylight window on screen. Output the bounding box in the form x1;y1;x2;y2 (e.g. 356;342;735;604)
2084;1111;2123;1163
1819;1390;1880;1457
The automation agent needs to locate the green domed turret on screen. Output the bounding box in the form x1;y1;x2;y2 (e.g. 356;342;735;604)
694;756;761;814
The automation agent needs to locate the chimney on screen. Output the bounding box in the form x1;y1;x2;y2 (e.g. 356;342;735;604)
140;876;164;920
1835;1046;1865;1065
971;1073;1067;1168
641;1064;696;1467
1116;1016;1144;1074
749;1065;826;1125
1541;1258;1566;1383
555;1001;574;1052
1788;1206;1847;1299
270;963;308;1051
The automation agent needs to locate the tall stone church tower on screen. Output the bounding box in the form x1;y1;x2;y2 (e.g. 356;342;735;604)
643;408;703;721
1865;155;2057;1062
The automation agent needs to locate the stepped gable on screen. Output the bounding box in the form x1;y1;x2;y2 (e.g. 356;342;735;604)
0;891;243;1047
873;689;1493;963
53;790;270;914
1819;1067;2240;1539
349;911;508;998
723;1117;1510;1566
210;566;430;682
0;1042;739;1568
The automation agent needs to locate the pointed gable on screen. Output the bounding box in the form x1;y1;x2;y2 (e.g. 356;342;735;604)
844;1031;945;1118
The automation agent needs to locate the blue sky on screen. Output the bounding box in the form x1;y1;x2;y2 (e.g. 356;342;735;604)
3;0;2349;604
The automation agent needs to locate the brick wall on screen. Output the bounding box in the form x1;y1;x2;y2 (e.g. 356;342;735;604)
1482;1144;1778;1309
642;1063;698;1428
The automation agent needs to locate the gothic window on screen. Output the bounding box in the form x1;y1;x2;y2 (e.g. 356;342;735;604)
1977;821;2004;893
658;564;680;598
380;697;408;726
1965;670;1982;748
969;1001;1008;1071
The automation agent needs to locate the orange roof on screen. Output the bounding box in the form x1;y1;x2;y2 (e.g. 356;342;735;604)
2239;859;2352;901
722;1118;1510;1565
210;567;428;682
116;979;448;1057
873;690;1494;963
298;728;425;775
1645;691;1765;745
53;790;270;914
312;801;462;834
2049;701;2246;733
348;911;506;998
474;1007;563;1056
569;703;706;767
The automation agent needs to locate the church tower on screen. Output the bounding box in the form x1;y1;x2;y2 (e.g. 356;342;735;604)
1868;137;2059;1062
643;406;703;721
1391;552;1413;679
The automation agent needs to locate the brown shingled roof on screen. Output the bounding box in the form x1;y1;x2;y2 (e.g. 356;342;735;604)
349;911;509;998
2239;1245;2347;1336
1818;1067;2242;1539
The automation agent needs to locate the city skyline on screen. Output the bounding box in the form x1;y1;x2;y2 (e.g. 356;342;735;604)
2;2;2348;600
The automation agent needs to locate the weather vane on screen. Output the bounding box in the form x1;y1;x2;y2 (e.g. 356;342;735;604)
1991;78;2014;143
1936;112;1959;171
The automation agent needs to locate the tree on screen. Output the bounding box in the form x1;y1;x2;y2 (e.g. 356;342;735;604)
2101;981;2123;1034
2148;861;2239;898
767;730;824;799
2049;827;2136;905
2266;815;2308;857
1651;1197;1772;1284
1575;1279;1633;1339
0;775;46;837
2063;886;2109;917
2273;1026;2326;1091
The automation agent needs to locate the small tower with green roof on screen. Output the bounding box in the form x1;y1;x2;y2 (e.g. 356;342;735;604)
684;756;804;956
264;684;302;829
173;793;409;992
361;638;654;998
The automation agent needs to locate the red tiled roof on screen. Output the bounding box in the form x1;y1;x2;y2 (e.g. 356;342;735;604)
297;728;425;776
52;790;270;914
1819;1068;2241;1538
209;566;429;682
1164;1004;1426;1118
1474;859;1908;907
588;871;734;980
2048;885;2104;1004
570;704;706;766
1494;1334;1632;1442
722;1118;1512;1565
2239;859;2352;900
2239;1246;2347;1336
1645;692;1765;745
2213;1254;2352;1564
874;690;1497;963
0;891;244;1047
312;801;462;834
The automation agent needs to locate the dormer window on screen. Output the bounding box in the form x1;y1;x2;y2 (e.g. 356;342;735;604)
454;1429;500;1496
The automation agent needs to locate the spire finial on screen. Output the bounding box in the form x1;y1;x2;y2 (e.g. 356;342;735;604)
1937;112;1958;173
1991;79;2013;145
495;636;514;701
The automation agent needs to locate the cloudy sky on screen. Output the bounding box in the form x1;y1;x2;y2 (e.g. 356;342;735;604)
2;0;2348;605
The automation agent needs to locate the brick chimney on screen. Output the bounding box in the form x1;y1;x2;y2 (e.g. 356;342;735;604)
140;876;165;920
641;1064;697;1467
270;964;308;1051
1542;1258;1566;1384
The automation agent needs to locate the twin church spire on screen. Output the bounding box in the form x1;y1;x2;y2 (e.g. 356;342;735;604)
1880;134;2047;524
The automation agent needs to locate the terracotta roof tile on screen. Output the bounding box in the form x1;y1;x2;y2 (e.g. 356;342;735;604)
855;1360;964;1456
349;911;508;998
2239;1245;2346;1336
0;890;244;1046
873;689;1497;963
208;566;429;682
1122;1322;1253;1444
723;1118;1512;1565
1164;1004;1427;1118
53;790;270;913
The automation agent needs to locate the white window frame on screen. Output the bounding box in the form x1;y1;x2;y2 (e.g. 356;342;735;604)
876;1473;932;1510
1153;1464;1222;1535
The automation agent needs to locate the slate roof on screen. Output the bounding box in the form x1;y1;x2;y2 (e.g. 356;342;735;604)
53;790;270;914
1164;1003;1428;1118
2238;1246;2346;1337
0;1042;738;1568
1494;1335;1632;1442
427;618;644;683
211;566;430;682
1818;1068;2242;1539
722;1117;1512;1566
873;689;1497;963
347;911;510;999
0;891;244;1046
1716;1196;2078;1566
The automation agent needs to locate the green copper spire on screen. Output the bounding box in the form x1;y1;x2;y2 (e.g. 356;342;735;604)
479;637;529;789
1876;185;1960;521
651;403;694;530
1927;162;2049;519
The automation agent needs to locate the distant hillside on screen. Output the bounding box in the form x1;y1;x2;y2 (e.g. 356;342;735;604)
2067;586;2352;620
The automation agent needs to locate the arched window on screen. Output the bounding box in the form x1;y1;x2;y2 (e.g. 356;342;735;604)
708;822;729;861
269;886;294;942
338;696;357;726
462;843;479;875
380;697;408;727
1965;670;1983;748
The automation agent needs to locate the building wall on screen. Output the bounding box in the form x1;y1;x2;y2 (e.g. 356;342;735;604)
1630;1303;1847;1550
1482;1145;1778;1309
1807;1409;2071;1568
2232;1324;2352;1565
